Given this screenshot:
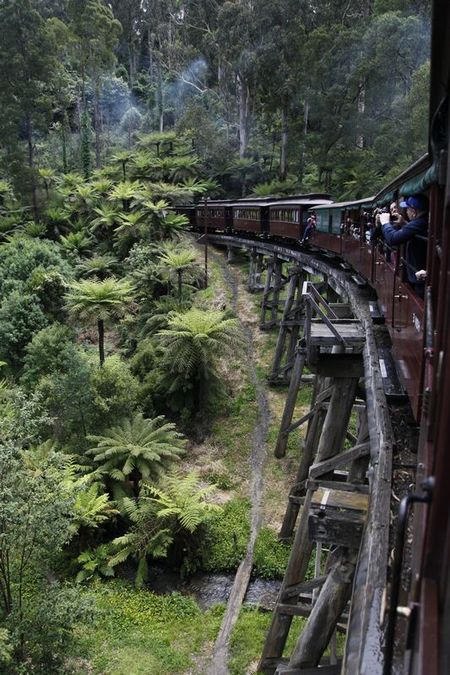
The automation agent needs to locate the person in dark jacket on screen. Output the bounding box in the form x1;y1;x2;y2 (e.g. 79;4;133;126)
379;194;428;296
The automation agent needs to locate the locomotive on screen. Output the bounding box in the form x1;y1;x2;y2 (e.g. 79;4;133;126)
181;0;449;670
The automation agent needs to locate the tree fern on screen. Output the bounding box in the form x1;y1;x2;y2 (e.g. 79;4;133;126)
144;470;221;533
65;277;135;365
157;307;243;412
88;413;186;498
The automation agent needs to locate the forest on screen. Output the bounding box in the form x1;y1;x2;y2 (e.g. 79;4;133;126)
0;0;431;673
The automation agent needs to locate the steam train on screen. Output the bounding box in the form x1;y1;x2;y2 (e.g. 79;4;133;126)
182;2;450;671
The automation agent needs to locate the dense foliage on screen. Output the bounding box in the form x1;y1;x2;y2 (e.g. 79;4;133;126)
0;0;432;671
0;0;431;205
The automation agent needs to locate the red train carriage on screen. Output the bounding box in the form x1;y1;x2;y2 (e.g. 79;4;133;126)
195;201;233;233
231;201;268;235
371;155;435;419
314;197;374;258
392;0;450;672
267;197;332;240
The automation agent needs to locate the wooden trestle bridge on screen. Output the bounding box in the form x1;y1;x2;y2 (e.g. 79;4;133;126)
209;235;395;675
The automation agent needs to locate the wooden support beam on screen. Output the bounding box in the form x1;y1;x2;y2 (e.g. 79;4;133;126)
279;377;329;539
270;269;305;383
286;550;357;670
309;442;370;479
276;603;312;617
277;662;342;675
283;576;328;599
261;257;275;326
227;245;237;262
306;479;369;494
309;353;364;378
274;342;307;458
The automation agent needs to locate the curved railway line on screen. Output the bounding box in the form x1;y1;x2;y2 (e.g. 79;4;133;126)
204;234;408;675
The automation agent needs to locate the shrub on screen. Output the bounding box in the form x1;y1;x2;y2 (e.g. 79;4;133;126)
252;527;291;579
0;292;49;370
21;323;78;390
90;355;141;431
200;498;250;572
0;236;72;296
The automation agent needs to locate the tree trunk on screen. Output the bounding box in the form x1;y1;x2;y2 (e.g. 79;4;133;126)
299;98;309;187
158;63;164;132
94;77;102;169
280;93;289;181
237;73;249;158
61;113;68;173
356;78;366;149
98;318;105;366
25;112;38;221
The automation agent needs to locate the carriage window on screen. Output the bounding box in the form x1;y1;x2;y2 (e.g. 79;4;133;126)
235;208;259;220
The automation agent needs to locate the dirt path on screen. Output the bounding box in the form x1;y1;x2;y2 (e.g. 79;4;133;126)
208;251;270;675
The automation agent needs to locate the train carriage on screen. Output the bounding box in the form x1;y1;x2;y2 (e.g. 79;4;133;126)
313;197;374;264
394;1;450;670
267;196;332;240
268;195;331;241
372;154;434;419
231;201;268;235
194;201;233;233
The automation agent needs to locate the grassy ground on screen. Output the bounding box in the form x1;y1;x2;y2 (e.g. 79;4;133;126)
68;581;224;675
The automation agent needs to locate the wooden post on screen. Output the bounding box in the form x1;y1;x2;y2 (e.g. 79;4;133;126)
279;376;329;539
255;253;264;288
259;488;315;672
285;549;357;670
271;258;283;325
227;245;237;263
314;377;359;464
274;340;307;458
261;257;275;327
270;268;305;384
247;249;256;291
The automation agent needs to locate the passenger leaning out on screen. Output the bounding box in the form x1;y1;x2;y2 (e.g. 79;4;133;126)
379;194;428;297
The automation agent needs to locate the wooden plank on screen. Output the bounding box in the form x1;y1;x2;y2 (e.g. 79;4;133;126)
309;442;370;479
282;576;328;600
310;487;369;512
288;495;305;506
276;603;312;617
310;323;365;344
308;510;365;548
306;479;369;494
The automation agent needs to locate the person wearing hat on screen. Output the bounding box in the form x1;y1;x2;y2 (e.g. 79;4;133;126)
379;194;428;296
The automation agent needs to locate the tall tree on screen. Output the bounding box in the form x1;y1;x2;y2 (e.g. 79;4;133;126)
0;0;60;217
68;0;121;168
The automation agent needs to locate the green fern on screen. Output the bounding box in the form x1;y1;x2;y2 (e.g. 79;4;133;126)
88;413;186;497
144;470;222;533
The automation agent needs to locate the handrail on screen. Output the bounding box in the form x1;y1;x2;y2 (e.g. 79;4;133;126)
383;477;435;675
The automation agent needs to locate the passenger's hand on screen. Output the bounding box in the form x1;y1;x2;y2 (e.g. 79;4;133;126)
391;214;406;227
379;213;390;225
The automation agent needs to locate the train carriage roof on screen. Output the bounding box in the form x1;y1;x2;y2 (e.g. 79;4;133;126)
266;198;333;207
314;197;375;210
